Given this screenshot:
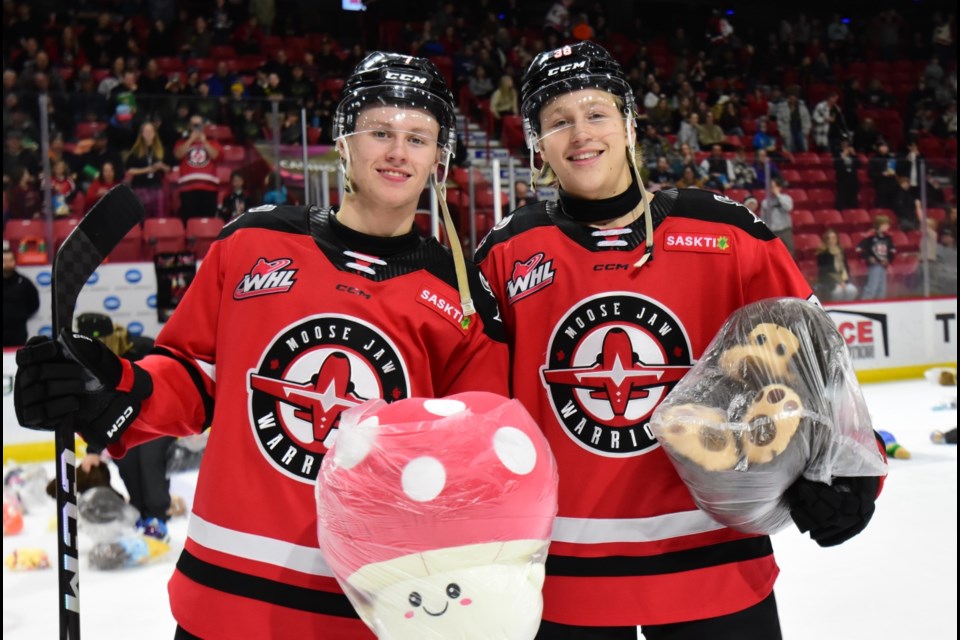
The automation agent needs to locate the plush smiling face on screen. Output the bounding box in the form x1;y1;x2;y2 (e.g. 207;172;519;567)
348;541;546;640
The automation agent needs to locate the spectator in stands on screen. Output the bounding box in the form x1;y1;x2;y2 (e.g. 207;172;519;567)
648;156;677;188
219;171;251;220
932;226;957;295
718;98;745;136
676;112;701;151
78;130;125;189
753;147;781;188
852;116;881;154
775;93;811;153
834;138;861;210
760;175;795;255
671;142;700;179
826;14;850;54
816;229;858;301
181;15;213;59
544;0;573;38
233;104;263;146
262;171;288;205
193;81;220;124
857;215;896;299
751;115;777;153
812;92;846;153
862;78;892;110
279;111;303;145
206;60;237;99
647;96;674;134
287;64;316;108
86;161;120;206
489;74;519;141
868;140;899;209
2;130;39;184
2;241;40;347
125;120;170;218
45;159;79;217
898;140;923;195
743;194;760;214
6;168;41;221
935;100;957;138
174;115;223;220
697;110;725;148
700;144;734;190
731;147;758;189
892;176;922;232
514;180;538;208
675;165;705;189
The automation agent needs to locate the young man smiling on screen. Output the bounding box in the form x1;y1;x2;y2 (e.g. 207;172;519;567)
475;41;884;640
15;52;507;639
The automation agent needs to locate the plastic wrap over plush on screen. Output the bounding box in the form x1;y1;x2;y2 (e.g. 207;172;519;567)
316;391;558;640
649;298;887;534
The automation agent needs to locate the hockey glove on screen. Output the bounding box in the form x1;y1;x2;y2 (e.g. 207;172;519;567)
15;332;153;449
785;475;880;547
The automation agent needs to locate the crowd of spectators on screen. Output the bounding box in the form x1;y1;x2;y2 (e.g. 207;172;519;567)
1;1;957;296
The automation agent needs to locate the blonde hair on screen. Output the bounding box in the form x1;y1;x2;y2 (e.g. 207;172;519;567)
129;122;164;161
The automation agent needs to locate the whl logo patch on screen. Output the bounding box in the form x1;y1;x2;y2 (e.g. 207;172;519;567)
663;233;732;254
506;252;555;304
234;258;298;300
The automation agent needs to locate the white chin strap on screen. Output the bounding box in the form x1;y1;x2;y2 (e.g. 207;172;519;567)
431;173;476;320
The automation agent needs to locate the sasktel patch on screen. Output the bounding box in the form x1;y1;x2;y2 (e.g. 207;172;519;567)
663;232;733;254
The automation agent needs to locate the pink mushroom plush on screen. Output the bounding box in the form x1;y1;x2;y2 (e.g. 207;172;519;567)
316;392;558;639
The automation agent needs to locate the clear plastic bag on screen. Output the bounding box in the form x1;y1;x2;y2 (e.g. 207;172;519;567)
316;391;558;640
649;298;887;534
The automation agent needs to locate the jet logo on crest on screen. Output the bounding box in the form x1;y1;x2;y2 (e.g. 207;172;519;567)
541;293;692;457
248;315;408;482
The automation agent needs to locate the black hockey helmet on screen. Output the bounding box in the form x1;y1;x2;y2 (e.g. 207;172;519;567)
520;42;635;148
333;51;457;155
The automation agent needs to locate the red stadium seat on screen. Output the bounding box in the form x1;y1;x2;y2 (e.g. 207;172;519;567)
791;210;817;234
781;169;802;185
793;233;823;260
806;188;834;208
800;170;829;187
75;121;107;140
221;145;246;164
142;218;186;259
107;224;143;262
814;209;844;233
4;219;49;264
724;188;751;203
186;217;225;259
53;218;81;253
784;188;808;204
842;208;873;233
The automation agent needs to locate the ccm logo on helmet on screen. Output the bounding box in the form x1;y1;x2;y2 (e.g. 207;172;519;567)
385;71;426;84
547;61;587;76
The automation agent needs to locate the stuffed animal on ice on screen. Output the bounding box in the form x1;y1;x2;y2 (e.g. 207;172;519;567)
316;392;558;640
650;298;887;534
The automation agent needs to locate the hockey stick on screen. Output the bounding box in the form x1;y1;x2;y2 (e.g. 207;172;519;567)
51;184;145;640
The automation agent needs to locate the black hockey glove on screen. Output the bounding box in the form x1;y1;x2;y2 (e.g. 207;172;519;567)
14;332;153;449
786;475;880;547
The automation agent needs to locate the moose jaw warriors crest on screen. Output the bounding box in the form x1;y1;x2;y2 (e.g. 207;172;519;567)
248;314;409;482
541;293;692;457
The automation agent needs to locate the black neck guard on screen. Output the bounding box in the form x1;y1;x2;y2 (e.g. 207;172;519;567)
558;174;642;224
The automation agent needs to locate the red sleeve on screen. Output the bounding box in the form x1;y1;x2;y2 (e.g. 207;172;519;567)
109;239;225;455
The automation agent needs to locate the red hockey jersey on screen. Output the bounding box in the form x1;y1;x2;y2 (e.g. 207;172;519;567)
475;188;815;627
109;205;509;639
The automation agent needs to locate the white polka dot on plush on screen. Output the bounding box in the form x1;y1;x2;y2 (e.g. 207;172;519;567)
333;416;378;469
423;398;467;417
493;427;537;475
402;456;447;502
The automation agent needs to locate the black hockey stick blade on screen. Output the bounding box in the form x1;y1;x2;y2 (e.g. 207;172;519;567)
52;184;145;335
50;184;144;640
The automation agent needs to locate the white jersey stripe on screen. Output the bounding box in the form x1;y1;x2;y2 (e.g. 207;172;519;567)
193;358;216;383
551;510;725;544
187;512;335;577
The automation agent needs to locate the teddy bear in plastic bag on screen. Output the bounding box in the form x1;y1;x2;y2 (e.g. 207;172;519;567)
649;298;887;535
316;391;558;640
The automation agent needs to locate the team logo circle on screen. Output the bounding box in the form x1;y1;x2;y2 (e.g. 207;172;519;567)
541;293;691;457
248;314;409;483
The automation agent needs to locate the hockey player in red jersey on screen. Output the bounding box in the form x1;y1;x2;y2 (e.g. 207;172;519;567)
474;41;885;639
15;52;508;639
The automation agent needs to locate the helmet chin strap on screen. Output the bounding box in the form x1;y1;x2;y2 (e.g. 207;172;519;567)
431;173;476;322
626;117;654;268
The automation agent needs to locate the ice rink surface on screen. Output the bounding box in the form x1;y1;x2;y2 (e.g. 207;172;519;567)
3;378;957;640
